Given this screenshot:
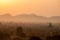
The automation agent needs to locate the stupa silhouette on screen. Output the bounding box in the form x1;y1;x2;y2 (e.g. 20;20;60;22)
48;23;53;28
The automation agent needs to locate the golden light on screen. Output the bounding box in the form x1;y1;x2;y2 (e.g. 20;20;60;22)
0;0;12;3
0;0;15;5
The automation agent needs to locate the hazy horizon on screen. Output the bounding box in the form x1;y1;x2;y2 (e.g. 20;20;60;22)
0;0;60;17
0;13;60;17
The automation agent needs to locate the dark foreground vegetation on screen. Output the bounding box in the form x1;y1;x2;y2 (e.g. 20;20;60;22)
0;22;60;40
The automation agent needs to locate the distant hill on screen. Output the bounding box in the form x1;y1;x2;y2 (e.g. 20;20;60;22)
0;14;13;22
0;14;60;23
14;14;47;23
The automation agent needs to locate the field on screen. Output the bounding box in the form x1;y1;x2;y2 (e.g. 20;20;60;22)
0;22;60;40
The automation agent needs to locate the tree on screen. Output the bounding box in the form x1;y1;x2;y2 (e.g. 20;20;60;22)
16;26;25;38
29;36;41;40
0;31;11;40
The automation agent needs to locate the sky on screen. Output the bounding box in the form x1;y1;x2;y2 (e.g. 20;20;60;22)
0;0;60;17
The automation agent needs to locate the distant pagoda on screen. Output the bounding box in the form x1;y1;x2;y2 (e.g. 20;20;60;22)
45;23;53;37
48;23;53;28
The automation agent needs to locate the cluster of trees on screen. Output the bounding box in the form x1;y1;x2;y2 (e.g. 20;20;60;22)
0;22;60;40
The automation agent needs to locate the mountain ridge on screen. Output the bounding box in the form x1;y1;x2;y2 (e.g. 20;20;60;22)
0;14;60;23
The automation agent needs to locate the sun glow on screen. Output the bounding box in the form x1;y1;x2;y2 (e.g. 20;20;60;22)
0;0;14;5
0;0;12;3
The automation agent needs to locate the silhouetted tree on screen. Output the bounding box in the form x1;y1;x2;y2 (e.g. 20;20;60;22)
29;36;41;40
0;32;11;40
52;35;60;40
12;37;22;40
48;23;53;28
46;36;52;40
46;35;60;40
16;26;25;38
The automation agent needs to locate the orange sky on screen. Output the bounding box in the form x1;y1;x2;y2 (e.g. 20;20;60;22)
0;0;60;17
